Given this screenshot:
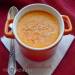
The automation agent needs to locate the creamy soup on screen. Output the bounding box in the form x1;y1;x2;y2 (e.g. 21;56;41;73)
17;10;60;48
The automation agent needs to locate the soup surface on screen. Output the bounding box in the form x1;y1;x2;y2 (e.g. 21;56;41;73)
17;10;60;48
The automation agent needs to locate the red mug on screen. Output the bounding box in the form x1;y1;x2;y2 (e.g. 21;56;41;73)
4;4;72;61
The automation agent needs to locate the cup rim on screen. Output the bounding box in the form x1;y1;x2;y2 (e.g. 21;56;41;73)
13;3;64;50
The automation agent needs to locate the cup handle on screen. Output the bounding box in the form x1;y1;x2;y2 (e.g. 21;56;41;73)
62;15;72;33
4;19;14;38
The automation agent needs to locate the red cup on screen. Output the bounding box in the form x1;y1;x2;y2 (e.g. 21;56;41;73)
4;4;72;61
